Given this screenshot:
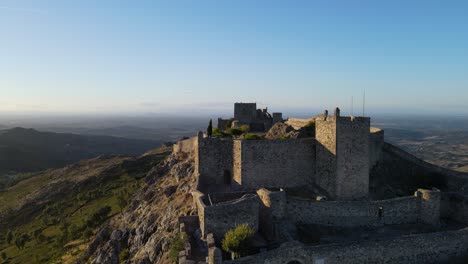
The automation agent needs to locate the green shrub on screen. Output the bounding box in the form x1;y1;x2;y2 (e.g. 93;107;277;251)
119;248;130;262
244;134;261;140
85;206;112;228
229;128;244;137
222;224;254;259
169;232;187;263
239;125;250;133
82;227;94;240
213;127;232;138
6;230;13;244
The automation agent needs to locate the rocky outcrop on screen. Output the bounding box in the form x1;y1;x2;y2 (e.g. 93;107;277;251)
265;123;295;140
265;123;314;140
85;153;197;264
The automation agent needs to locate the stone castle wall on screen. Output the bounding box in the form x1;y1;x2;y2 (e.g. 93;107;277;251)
225;228;468;264
315;117;337;198
441;192;468;225
217;118;231;130
195;188;440;248
369;127;384;170
196;137;234;190
235;138;316;190
336;117;370;200
315;116;370;200
371;143;468;195
197;137;317;192
234;103;257;124
193;191;260;240
287;195;420;227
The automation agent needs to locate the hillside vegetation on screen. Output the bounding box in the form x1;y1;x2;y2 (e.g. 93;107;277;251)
0;127;162;178
0;147;171;264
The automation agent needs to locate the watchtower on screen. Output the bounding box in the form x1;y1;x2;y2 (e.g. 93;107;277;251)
315;109;370;200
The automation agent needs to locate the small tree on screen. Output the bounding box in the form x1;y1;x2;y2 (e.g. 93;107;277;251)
14;233;28;250
6;230;13;244
169;232;187;263
207;119;213;137
222;224;254;259
118;195;128;213
82;227;94;241
1;252;7;261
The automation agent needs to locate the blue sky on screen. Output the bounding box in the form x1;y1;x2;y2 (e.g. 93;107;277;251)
1;0;468;116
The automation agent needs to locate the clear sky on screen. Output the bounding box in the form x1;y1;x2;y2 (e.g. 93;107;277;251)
1;0;468;116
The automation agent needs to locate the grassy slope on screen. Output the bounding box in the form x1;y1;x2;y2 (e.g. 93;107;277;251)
0;147;170;264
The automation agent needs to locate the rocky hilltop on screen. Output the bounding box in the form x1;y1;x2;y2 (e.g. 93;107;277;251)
85;152;197;264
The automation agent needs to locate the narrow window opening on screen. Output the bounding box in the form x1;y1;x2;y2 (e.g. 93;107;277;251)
224;170;231;184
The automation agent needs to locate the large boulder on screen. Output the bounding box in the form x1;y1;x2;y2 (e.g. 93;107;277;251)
265;122;314;139
265;123;295;140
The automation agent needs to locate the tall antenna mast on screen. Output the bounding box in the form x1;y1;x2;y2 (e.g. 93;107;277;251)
362;90;366;116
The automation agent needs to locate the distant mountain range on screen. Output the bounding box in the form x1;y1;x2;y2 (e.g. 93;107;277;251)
0;127;163;175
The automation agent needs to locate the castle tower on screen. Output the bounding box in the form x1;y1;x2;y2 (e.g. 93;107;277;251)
234;103;257;124
315;110;370;200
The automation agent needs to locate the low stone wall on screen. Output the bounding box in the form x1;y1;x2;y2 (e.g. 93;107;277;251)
193;191;260;241
225;228;468;264
287;195;420;227
369;127;384;170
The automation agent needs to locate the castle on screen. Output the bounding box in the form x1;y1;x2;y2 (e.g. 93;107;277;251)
173;103;468;264
217;103;283;132
199;107;371;200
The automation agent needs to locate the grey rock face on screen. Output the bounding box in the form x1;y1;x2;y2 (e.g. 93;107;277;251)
265;123;295;140
86;153;197;264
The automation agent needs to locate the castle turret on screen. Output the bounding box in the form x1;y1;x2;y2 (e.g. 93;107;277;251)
315;112;370;200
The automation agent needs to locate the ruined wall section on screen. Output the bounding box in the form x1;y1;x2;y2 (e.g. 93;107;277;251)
173;137;197;155
272;113;283;124
226;228;468;264
196;136;234;191
237;138;316;190
217;118;231;130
